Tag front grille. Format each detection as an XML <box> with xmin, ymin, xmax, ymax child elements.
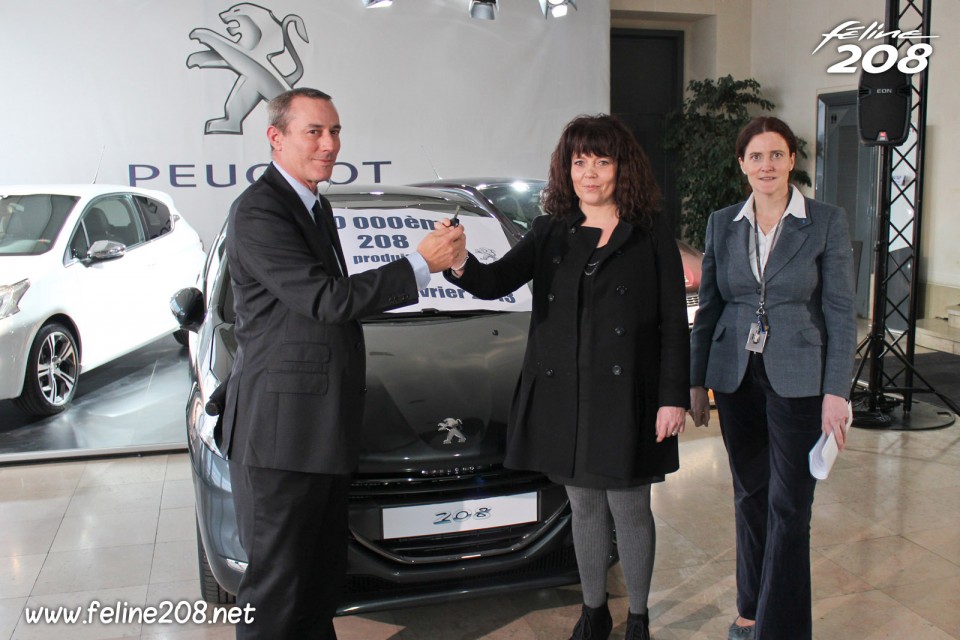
<box><xmin>349</xmin><ymin>466</ymin><xmax>547</xmax><ymax>502</ymax></box>
<box><xmin>348</xmin><ymin>467</ymin><xmax>569</xmax><ymax>565</ymax></box>
<box><xmin>343</xmin><ymin>544</ymin><xmax>578</xmax><ymax>597</ymax></box>
<box><xmin>686</xmin><ymin>293</ymin><xmax>699</xmax><ymax>307</ymax></box>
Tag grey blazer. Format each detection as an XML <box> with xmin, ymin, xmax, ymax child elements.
<box><xmin>689</xmin><ymin>196</ymin><xmax>856</xmax><ymax>399</ymax></box>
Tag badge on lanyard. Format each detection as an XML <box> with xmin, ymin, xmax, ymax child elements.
<box><xmin>745</xmin><ymin>213</ymin><xmax>782</xmax><ymax>355</ymax></box>
<box><xmin>745</xmin><ymin>309</ymin><xmax>769</xmax><ymax>353</ymax></box>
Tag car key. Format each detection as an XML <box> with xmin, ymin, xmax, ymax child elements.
<box><xmin>450</xmin><ymin>206</ymin><xmax>460</xmax><ymax>227</ymax></box>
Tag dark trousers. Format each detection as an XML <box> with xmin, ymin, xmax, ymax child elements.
<box><xmin>229</xmin><ymin>460</ymin><xmax>350</xmax><ymax>640</ymax></box>
<box><xmin>714</xmin><ymin>354</ymin><xmax>822</xmax><ymax>640</ymax></box>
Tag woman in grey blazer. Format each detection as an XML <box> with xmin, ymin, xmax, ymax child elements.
<box><xmin>445</xmin><ymin>114</ymin><xmax>690</xmax><ymax>640</ymax></box>
<box><xmin>688</xmin><ymin>117</ymin><xmax>856</xmax><ymax>640</ymax></box>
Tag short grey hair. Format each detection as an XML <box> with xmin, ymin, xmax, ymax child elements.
<box><xmin>268</xmin><ymin>88</ymin><xmax>334</xmax><ymax>133</ymax></box>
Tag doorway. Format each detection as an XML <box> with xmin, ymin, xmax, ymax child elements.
<box><xmin>816</xmin><ymin>90</ymin><xmax>879</xmax><ymax>318</ymax></box>
<box><xmin>611</xmin><ymin>29</ymin><xmax>684</xmax><ymax>234</ymax></box>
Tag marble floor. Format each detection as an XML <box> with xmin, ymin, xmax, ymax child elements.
<box><xmin>1</xmin><ymin>416</ymin><xmax>959</xmax><ymax>640</ymax></box>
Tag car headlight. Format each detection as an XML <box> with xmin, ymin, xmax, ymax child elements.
<box><xmin>0</xmin><ymin>279</ymin><xmax>30</xmax><ymax>320</ymax></box>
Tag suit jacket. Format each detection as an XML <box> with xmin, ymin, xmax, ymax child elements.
<box><xmin>447</xmin><ymin>210</ymin><xmax>690</xmax><ymax>481</ymax></box>
<box><xmin>689</xmin><ymin>196</ymin><xmax>856</xmax><ymax>399</ymax></box>
<box><xmin>221</xmin><ymin>164</ymin><xmax>419</xmax><ymax>474</ymax></box>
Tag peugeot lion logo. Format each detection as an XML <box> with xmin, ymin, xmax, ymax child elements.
<box><xmin>186</xmin><ymin>2</ymin><xmax>310</xmax><ymax>134</ymax></box>
<box><xmin>438</xmin><ymin>418</ymin><xmax>466</xmax><ymax>444</ymax></box>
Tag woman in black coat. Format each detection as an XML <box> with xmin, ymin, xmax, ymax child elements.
<box><xmin>443</xmin><ymin>114</ymin><xmax>690</xmax><ymax>640</ymax></box>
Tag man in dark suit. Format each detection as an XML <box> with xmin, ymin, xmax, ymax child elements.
<box><xmin>221</xmin><ymin>87</ymin><xmax>463</xmax><ymax>639</ymax></box>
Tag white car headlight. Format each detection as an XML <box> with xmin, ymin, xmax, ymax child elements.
<box><xmin>0</xmin><ymin>279</ymin><xmax>30</xmax><ymax>320</ymax></box>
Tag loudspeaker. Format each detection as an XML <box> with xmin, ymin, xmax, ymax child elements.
<box><xmin>858</xmin><ymin>68</ymin><xmax>911</xmax><ymax>146</ymax></box>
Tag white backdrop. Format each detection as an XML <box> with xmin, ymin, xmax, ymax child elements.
<box><xmin>0</xmin><ymin>0</ymin><xmax>610</xmax><ymax>244</ymax></box>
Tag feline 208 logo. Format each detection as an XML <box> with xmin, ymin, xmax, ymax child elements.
<box><xmin>186</xmin><ymin>2</ymin><xmax>310</xmax><ymax>134</ymax></box>
<box><xmin>813</xmin><ymin>20</ymin><xmax>938</xmax><ymax>75</ymax></box>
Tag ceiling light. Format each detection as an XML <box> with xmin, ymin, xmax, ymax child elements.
<box><xmin>538</xmin><ymin>0</ymin><xmax>576</xmax><ymax>18</ymax></box>
<box><xmin>469</xmin><ymin>0</ymin><xmax>498</xmax><ymax>20</ymax></box>
<box><xmin>362</xmin><ymin>0</ymin><xmax>393</xmax><ymax>7</ymax></box>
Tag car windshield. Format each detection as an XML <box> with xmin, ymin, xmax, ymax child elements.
<box><xmin>329</xmin><ymin>195</ymin><xmax>532</xmax><ymax>315</ymax></box>
<box><xmin>475</xmin><ymin>180</ymin><xmax>545</xmax><ymax>231</ymax></box>
<box><xmin>0</xmin><ymin>194</ymin><xmax>78</xmax><ymax>255</ymax></box>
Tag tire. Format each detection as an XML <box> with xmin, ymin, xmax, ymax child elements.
<box><xmin>14</xmin><ymin>323</ymin><xmax>80</xmax><ymax>416</ymax></box>
<box><xmin>197</xmin><ymin>521</ymin><xmax>236</xmax><ymax>604</ymax></box>
<box><xmin>173</xmin><ymin>329</ymin><xmax>189</xmax><ymax>347</ymax></box>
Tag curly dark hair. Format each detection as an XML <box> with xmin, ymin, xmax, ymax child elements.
<box><xmin>542</xmin><ymin>114</ymin><xmax>661</xmax><ymax>228</ymax></box>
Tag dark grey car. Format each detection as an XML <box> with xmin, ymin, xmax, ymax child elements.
<box><xmin>171</xmin><ymin>185</ymin><xmax>579</xmax><ymax>614</ymax></box>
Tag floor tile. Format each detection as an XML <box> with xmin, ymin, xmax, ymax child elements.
<box><xmin>0</xmin><ymin>554</ymin><xmax>45</xmax><ymax>599</ymax></box>
<box><xmin>164</xmin><ymin>456</ymin><xmax>194</xmax><ymax>482</ymax></box>
<box><xmin>77</xmin><ymin>456</ymin><xmax>169</xmax><ymax>488</ymax></box>
<box><xmin>156</xmin><ymin>507</ymin><xmax>196</xmax><ymax>544</ymax></box>
<box><xmin>31</xmin><ymin>545</ymin><xmax>154</xmax><ymax>596</ymax></box>
<box><xmin>0</xmin><ymin>462</ymin><xmax>84</xmax><ymax>499</ymax></box>
<box><xmin>813</xmin><ymin>589</ymin><xmax>955</xmax><ymax>639</ymax></box>
<box><xmin>50</xmin><ymin>510</ymin><xmax>160</xmax><ymax>552</ymax></box>
<box><xmin>885</xmin><ymin>574</ymin><xmax>960</xmax><ymax>637</ymax></box>
<box><xmin>15</xmin><ymin>585</ymin><xmax>147</xmax><ymax>639</ymax></box>
<box><xmin>818</xmin><ymin>535</ymin><xmax>960</xmax><ymax>590</ymax></box>
<box><xmin>903</xmin><ymin>524</ymin><xmax>960</xmax><ymax>566</ymax></box>
<box><xmin>0</xmin><ymin>496</ymin><xmax>71</xmax><ymax>524</ymax></box>
<box><xmin>160</xmin><ymin>480</ymin><xmax>195</xmax><ymax>511</ymax></box>
<box><xmin>0</xmin><ymin>519</ymin><xmax>60</xmax><ymax>558</ymax></box>
<box><xmin>0</xmin><ymin>597</ymin><xmax>27</xmax><ymax>640</ymax></box>
<box><xmin>151</xmin><ymin>540</ymin><xmax>200</xmax><ymax>585</ymax></box>
<box><xmin>64</xmin><ymin>482</ymin><xmax>163</xmax><ymax>519</ymax></box>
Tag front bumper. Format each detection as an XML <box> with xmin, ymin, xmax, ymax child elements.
<box><xmin>0</xmin><ymin>314</ymin><xmax>38</xmax><ymax>400</ymax></box>
<box><xmin>191</xmin><ymin>443</ymin><xmax>579</xmax><ymax>615</ymax></box>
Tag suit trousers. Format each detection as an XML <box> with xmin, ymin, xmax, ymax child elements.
<box><xmin>229</xmin><ymin>460</ymin><xmax>350</xmax><ymax>640</ymax></box>
<box><xmin>714</xmin><ymin>353</ymin><xmax>821</xmax><ymax>640</ymax></box>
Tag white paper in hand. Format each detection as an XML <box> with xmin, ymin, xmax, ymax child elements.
<box><xmin>809</xmin><ymin>401</ymin><xmax>853</xmax><ymax>480</ymax></box>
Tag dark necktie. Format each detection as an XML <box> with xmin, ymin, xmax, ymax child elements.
<box><xmin>312</xmin><ymin>199</ymin><xmax>347</xmax><ymax>277</ymax></box>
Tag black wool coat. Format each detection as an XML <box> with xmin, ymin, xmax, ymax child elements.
<box><xmin>447</xmin><ymin>210</ymin><xmax>690</xmax><ymax>481</ymax></box>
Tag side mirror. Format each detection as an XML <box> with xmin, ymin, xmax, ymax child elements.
<box><xmin>170</xmin><ymin>287</ymin><xmax>206</xmax><ymax>332</ymax></box>
<box><xmin>87</xmin><ymin>240</ymin><xmax>126</xmax><ymax>261</ymax></box>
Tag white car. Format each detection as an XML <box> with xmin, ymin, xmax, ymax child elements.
<box><xmin>0</xmin><ymin>185</ymin><xmax>205</xmax><ymax>416</ymax></box>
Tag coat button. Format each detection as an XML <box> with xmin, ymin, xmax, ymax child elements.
<box><xmin>615</xmin><ymin>327</ymin><xmax>626</xmax><ymax>336</ymax></box>
<box><xmin>756</xmin><ymin>287</ymin><xmax>761</xmax><ymax>294</ymax></box>
<box><xmin>546</xmin><ymin>369</ymin><xmax>555</xmax><ymax>377</ymax></box>
<box><xmin>553</xmin><ymin>255</ymin><xmax>562</xmax><ymax>264</ymax></box>
<box><xmin>547</xmin><ymin>293</ymin><xmax>555</xmax><ymax>302</ymax></box>
<box><xmin>612</xmin><ymin>365</ymin><xmax>622</xmax><ymax>375</ymax></box>
<box><xmin>569</xmin><ymin>227</ymin><xmax>576</xmax><ymax>234</ymax></box>
<box><xmin>617</xmin><ymin>285</ymin><xmax>627</xmax><ymax>295</ymax></box>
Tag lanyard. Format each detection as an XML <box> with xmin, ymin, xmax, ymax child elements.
<box><xmin>753</xmin><ymin>214</ymin><xmax>784</xmax><ymax>325</ymax></box>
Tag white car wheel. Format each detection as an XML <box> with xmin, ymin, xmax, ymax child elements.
<box><xmin>16</xmin><ymin>323</ymin><xmax>80</xmax><ymax>416</ymax></box>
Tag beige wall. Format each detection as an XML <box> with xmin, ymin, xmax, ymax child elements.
<box><xmin>612</xmin><ymin>0</ymin><xmax>959</xmax><ymax>318</ymax></box>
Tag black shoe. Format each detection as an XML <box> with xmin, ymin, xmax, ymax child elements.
<box><xmin>569</xmin><ymin>601</ymin><xmax>613</xmax><ymax>640</ymax></box>
<box><xmin>727</xmin><ymin>619</ymin><xmax>756</xmax><ymax>640</ymax></box>
<box><xmin>624</xmin><ymin>611</ymin><xmax>650</xmax><ymax>640</ymax></box>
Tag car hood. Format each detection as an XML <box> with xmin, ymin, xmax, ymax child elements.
<box><xmin>0</xmin><ymin>254</ymin><xmax>50</xmax><ymax>285</ymax></box>
<box><xmin>214</xmin><ymin>311</ymin><xmax>529</xmax><ymax>475</ymax></box>
<box><xmin>357</xmin><ymin>311</ymin><xmax>529</xmax><ymax>475</ymax></box>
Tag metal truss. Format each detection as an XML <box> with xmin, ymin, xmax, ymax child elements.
<box><xmin>851</xmin><ymin>0</ymin><xmax>959</xmax><ymax>427</ymax></box>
